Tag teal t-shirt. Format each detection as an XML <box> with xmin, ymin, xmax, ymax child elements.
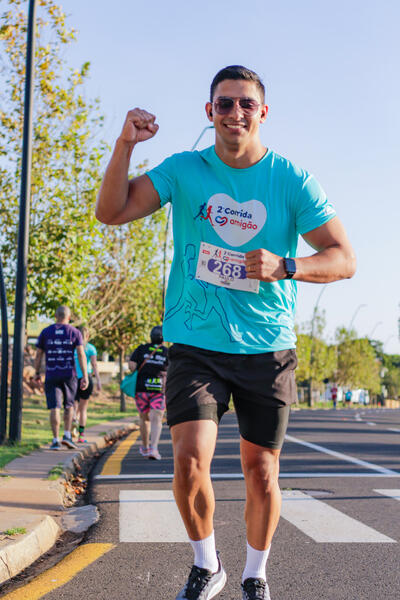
<box><xmin>74</xmin><ymin>342</ymin><xmax>97</xmax><ymax>378</ymax></box>
<box><xmin>148</xmin><ymin>146</ymin><xmax>336</xmax><ymax>354</ymax></box>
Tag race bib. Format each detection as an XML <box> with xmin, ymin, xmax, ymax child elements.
<box><xmin>195</xmin><ymin>242</ymin><xmax>259</xmax><ymax>293</ymax></box>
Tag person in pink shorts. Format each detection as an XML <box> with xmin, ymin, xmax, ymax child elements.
<box><xmin>128</xmin><ymin>326</ymin><xmax>168</xmax><ymax>460</ymax></box>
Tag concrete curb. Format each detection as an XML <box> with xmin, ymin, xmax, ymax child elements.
<box><xmin>0</xmin><ymin>418</ymin><xmax>138</xmax><ymax>586</ymax></box>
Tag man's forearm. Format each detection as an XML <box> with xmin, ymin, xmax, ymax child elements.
<box><xmin>293</xmin><ymin>246</ymin><xmax>356</xmax><ymax>283</ymax></box>
<box><xmin>34</xmin><ymin>350</ymin><xmax>43</xmax><ymax>373</ymax></box>
<box><xmin>96</xmin><ymin>138</ymin><xmax>135</xmax><ymax>223</ymax></box>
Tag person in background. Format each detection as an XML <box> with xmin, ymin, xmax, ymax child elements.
<box><xmin>128</xmin><ymin>326</ymin><xmax>168</xmax><ymax>460</ymax></box>
<box><xmin>34</xmin><ymin>306</ymin><xmax>88</xmax><ymax>450</ymax></box>
<box><xmin>73</xmin><ymin>326</ymin><xmax>102</xmax><ymax>443</ymax></box>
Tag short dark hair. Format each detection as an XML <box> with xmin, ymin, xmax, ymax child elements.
<box><xmin>210</xmin><ymin>65</ymin><xmax>265</xmax><ymax>103</ymax></box>
<box><xmin>150</xmin><ymin>325</ymin><xmax>163</xmax><ymax>345</ymax></box>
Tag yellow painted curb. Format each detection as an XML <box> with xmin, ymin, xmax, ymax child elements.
<box><xmin>100</xmin><ymin>429</ymin><xmax>140</xmax><ymax>475</ymax></box>
<box><xmin>1</xmin><ymin>543</ymin><xmax>115</xmax><ymax>599</ymax></box>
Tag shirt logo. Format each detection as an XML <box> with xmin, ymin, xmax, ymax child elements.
<box><xmin>205</xmin><ymin>193</ymin><xmax>267</xmax><ymax>247</ymax></box>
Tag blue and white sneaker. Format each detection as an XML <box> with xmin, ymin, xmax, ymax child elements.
<box><xmin>242</xmin><ymin>578</ymin><xmax>271</xmax><ymax>599</ymax></box>
<box><xmin>50</xmin><ymin>440</ymin><xmax>61</xmax><ymax>450</ymax></box>
<box><xmin>61</xmin><ymin>435</ymin><xmax>77</xmax><ymax>450</ymax></box>
<box><xmin>176</xmin><ymin>553</ymin><xmax>226</xmax><ymax>599</ymax></box>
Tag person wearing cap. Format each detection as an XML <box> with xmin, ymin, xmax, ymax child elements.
<box><xmin>128</xmin><ymin>326</ymin><xmax>168</xmax><ymax>460</ymax></box>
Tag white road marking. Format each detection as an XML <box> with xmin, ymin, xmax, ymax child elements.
<box><xmin>366</xmin><ymin>422</ymin><xmax>376</xmax><ymax>426</ymax></box>
<box><xmin>280</xmin><ymin>490</ymin><xmax>396</xmax><ymax>543</ymax></box>
<box><xmin>387</xmin><ymin>428</ymin><xmax>400</xmax><ymax>433</ymax></box>
<box><xmin>284</xmin><ymin>434</ymin><xmax>398</xmax><ymax>475</ymax></box>
<box><xmin>374</xmin><ymin>489</ymin><xmax>400</xmax><ymax>501</ymax></box>
<box><xmin>95</xmin><ymin>471</ymin><xmax>400</xmax><ymax>481</ymax></box>
<box><xmin>119</xmin><ymin>490</ymin><xmax>189</xmax><ymax>542</ymax></box>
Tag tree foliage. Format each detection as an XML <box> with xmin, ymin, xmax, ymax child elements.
<box><xmin>0</xmin><ymin>0</ymin><xmax>169</xmax><ymax>384</ymax></box>
<box><xmin>334</xmin><ymin>328</ymin><xmax>381</xmax><ymax>393</ymax></box>
<box><xmin>0</xmin><ymin>0</ymin><xmax>105</xmax><ymax>320</ymax></box>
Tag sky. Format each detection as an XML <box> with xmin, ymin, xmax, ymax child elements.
<box><xmin>56</xmin><ymin>0</ymin><xmax>399</xmax><ymax>353</ymax></box>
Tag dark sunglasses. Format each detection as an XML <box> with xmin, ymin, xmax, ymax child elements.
<box><xmin>213</xmin><ymin>96</ymin><xmax>261</xmax><ymax>116</ymax></box>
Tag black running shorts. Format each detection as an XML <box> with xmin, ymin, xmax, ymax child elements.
<box><xmin>166</xmin><ymin>344</ymin><xmax>297</xmax><ymax>449</ymax></box>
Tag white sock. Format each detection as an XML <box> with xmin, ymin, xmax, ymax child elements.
<box><xmin>52</xmin><ymin>437</ymin><xmax>59</xmax><ymax>443</ymax></box>
<box><xmin>190</xmin><ymin>531</ymin><xmax>219</xmax><ymax>573</ymax></box>
<box><xmin>242</xmin><ymin>542</ymin><xmax>271</xmax><ymax>582</ymax></box>
<box><xmin>64</xmin><ymin>431</ymin><xmax>71</xmax><ymax>438</ymax></box>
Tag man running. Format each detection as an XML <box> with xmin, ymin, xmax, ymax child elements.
<box><xmin>96</xmin><ymin>65</ymin><xmax>356</xmax><ymax>600</ymax></box>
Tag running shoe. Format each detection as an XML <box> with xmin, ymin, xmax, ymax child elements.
<box><xmin>241</xmin><ymin>578</ymin><xmax>271</xmax><ymax>600</ymax></box>
<box><xmin>148</xmin><ymin>446</ymin><xmax>161</xmax><ymax>460</ymax></box>
<box><xmin>77</xmin><ymin>435</ymin><xmax>87</xmax><ymax>443</ymax></box>
<box><xmin>50</xmin><ymin>440</ymin><xmax>61</xmax><ymax>450</ymax></box>
<box><xmin>175</xmin><ymin>553</ymin><xmax>226</xmax><ymax>599</ymax></box>
<box><xmin>139</xmin><ymin>446</ymin><xmax>150</xmax><ymax>457</ymax></box>
<box><xmin>61</xmin><ymin>435</ymin><xmax>78</xmax><ymax>450</ymax></box>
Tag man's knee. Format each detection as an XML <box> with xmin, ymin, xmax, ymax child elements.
<box><xmin>244</xmin><ymin>452</ymin><xmax>280</xmax><ymax>496</ymax></box>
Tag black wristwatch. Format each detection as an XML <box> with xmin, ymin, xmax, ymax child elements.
<box><xmin>283</xmin><ymin>257</ymin><xmax>296</xmax><ymax>279</ymax></box>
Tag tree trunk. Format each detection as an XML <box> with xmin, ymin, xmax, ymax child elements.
<box><xmin>119</xmin><ymin>348</ymin><xmax>126</xmax><ymax>412</ymax></box>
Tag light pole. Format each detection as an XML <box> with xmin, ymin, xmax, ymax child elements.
<box><xmin>308</xmin><ymin>284</ymin><xmax>327</xmax><ymax>407</ymax></box>
<box><xmin>161</xmin><ymin>126</ymin><xmax>214</xmax><ymax>314</ymax></box>
<box><xmin>349</xmin><ymin>303</ymin><xmax>367</xmax><ymax>332</ymax></box>
<box><xmin>9</xmin><ymin>0</ymin><xmax>37</xmax><ymax>442</ymax></box>
<box><xmin>384</xmin><ymin>335</ymin><xmax>394</xmax><ymax>349</ymax></box>
<box><xmin>368</xmin><ymin>321</ymin><xmax>382</xmax><ymax>338</ymax></box>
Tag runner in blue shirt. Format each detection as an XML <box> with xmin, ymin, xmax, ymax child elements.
<box><xmin>73</xmin><ymin>327</ymin><xmax>102</xmax><ymax>443</ymax></box>
<box><xmin>96</xmin><ymin>65</ymin><xmax>356</xmax><ymax>600</ymax></box>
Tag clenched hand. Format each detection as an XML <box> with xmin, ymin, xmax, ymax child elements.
<box><xmin>120</xmin><ymin>108</ymin><xmax>159</xmax><ymax>146</ymax></box>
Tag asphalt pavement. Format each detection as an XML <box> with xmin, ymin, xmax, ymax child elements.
<box><xmin>3</xmin><ymin>407</ymin><xmax>398</xmax><ymax>600</ymax></box>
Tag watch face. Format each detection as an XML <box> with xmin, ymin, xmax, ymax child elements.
<box><xmin>285</xmin><ymin>258</ymin><xmax>296</xmax><ymax>277</ymax></box>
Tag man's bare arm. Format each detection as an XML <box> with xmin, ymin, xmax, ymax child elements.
<box><xmin>95</xmin><ymin>108</ymin><xmax>161</xmax><ymax>225</ymax></box>
<box><xmin>34</xmin><ymin>348</ymin><xmax>44</xmax><ymax>374</ymax></box>
<box><xmin>245</xmin><ymin>217</ymin><xmax>356</xmax><ymax>283</ymax></box>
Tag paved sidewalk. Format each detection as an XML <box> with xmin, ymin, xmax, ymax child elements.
<box><xmin>0</xmin><ymin>417</ymin><xmax>138</xmax><ymax>585</ymax></box>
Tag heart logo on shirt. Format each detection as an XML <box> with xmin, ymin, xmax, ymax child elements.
<box><xmin>206</xmin><ymin>193</ymin><xmax>267</xmax><ymax>247</ymax></box>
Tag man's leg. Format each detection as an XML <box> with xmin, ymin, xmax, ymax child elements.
<box><xmin>64</xmin><ymin>405</ymin><xmax>74</xmax><ymax>433</ymax></box>
<box><xmin>240</xmin><ymin>439</ymin><xmax>281</xmax><ymax>550</ymax></box>
<box><xmin>50</xmin><ymin>408</ymin><xmax>60</xmax><ymax>439</ymax></box>
<box><xmin>171</xmin><ymin>420</ymin><xmax>218</xmax><ymax>541</ymax></box>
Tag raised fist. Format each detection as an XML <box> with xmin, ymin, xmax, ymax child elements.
<box><xmin>120</xmin><ymin>108</ymin><xmax>159</xmax><ymax>145</ymax></box>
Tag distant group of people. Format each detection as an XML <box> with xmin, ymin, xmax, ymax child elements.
<box><xmin>35</xmin><ymin>305</ymin><xmax>166</xmax><ymax>455</ymax></box>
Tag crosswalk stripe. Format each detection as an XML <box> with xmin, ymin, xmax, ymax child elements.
<box><xmin>119</xmin><ymin>490</ymin><xmax>189</xmax><ymax>542</ymax></box>
<box><xmin>95</xmin><ymin>471</ymin><xmax>400</xmax><ymax>481</ymax></box>
<box><xmin>280</xmin><ymin>490</ymin><xmax>396</xmax><ymax>543</ymax></box>
<box><xmin>374</xmin><ymin>489</ymin><xmax>400</xmax><ymax>501</ymax></box>
<box><xmin>284</xmin><ymin>434</ymin><xmax>398</xmax><ymax>475</ymax></box>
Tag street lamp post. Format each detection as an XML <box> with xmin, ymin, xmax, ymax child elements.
<box><xmin>161</xmin><ymin>126</ymin><xmax>214</xmax><ymax>314</ymax></box>
<box><xmin>348</xmin><ymin>303</ymin><xmax>367</xmax><ymax>332</ymax></box>
<box><xmin>9</xmin><ymin>0</ymin><xmax>37</xmax><ymax>442</ymax></box>
<box><xmin>368</xmin><ymin>321</ymin><xmax>382</xmax><ymax>338</ymax></box>
<box><xmin>308</xmin><ymin>284</ymin><xmax>327</xmax><ymax>407</ymax></box>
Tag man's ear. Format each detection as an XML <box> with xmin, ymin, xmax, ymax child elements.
<box><xmin>260</xmin><ymin>104</ymin><xmax>269</xmax><ymax>123</ymax></box>
<box><xmin>205</xmin><ymin>102</ymin><xmax>213</xmax><ymax>122</ymax></box>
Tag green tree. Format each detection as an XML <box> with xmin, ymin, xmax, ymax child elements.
<box><xmin>84</xmin><ymin>207</ymin><xmax>168</xmax><ymax>410</ymax></box>
<box><xmin>295</xmin><ymin>309</ymin><xmax>336</xmax><ymax>392</ymax></box>
<box><xmin>335</xmin><ymin>328</ymin><xmax>381</xmax><ymax>394</ymax></box>
<box><xmin>0</xmin><ymin>0</ymin><xmax>105</xmax><ymax>320</ymax></box>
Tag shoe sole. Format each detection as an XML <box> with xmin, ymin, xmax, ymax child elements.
<box><xmin>208</xmin><ymin>569</ymin><xmax>227</xmax><ymax>599</ymax></box>
<box><xmin>61</xmin><ymin>439</ymin><xmax>76</xmax><ymax>449</ymax></box>
<box><xmin>50</xmin><ymin>446</ymin><xmax>60</xmax><ymax>450</ymax></box>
